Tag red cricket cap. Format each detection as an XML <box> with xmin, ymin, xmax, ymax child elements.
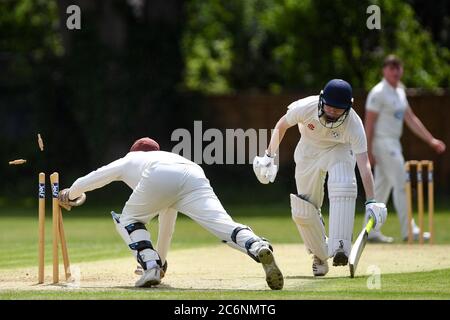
<box><xmin>130</xmin><ymin>137</ymin><xmax>160</xmax><ymax>152</ymax></box>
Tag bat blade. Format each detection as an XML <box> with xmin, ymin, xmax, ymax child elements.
<box><xmin>349</xmin><ymin>217</ymin><xmax>374</xmax><ymax>278</ymax></box>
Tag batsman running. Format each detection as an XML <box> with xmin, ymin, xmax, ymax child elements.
<box><xmin>253</xmin><ymin>79</ymin><xmax>387</xmax><ymax>276</ymax></box>
<box><xmin>59</xmin><ymin>137</ymin><xmax>284</xmax><ymax>289</ymax></box>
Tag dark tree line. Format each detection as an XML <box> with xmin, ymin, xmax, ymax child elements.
<box><xmin>0</xmin><ymin>0</ymin><xmax>449</xmax><ymax>199</ymax></box>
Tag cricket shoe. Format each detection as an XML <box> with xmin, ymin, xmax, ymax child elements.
<box><xmin>368</xmin><ymin>231</ymin><xmax>394</xmax><ymax>244</ymax></box>
<box><xmin>135</xmin><ymin>266</ymin><xmax>161</xmax><ymax>287</ymax></box>
<box><xmin>250</xmin><ymin>241</ymin><xmax>284</xmax><ymax>290</ymax></box>
<box><xmin>312</xmin><ymin>255</ymin><xmax>329</xmax><ymax>276</ymax></box>
<box><xmin>135</xmin><ymin>260</ymin><xmax>168</xmax><ymax>278</ymax></box>
<box><xmin>332</xmin><ymin>248</ymin><xmax>348</xmax><ymax>266</ymax></box>
<box><xmin>403</xmin><ymin>230</ymin><xmax>431</xmax><ymax>242</ymax></box>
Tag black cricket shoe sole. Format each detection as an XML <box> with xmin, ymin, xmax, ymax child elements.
<box><xmin>333</xmin><ymin>251</ymin><xmax>348</xmax><ymax>266</ymax></box>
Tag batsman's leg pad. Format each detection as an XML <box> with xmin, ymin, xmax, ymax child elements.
<box><xmin>327</xmin><ymin>162</ymin><xmax>357</xmax><ymax>257</ymax></box>
<box><xmin>119</xmin><ymin>220</ymin><xmax>161</xmax><ymax>270</ymax></box>
<box><xmin>290</xmin><ymin>193</ymin><xmax>328</xmax><ymax>261</ymax></box>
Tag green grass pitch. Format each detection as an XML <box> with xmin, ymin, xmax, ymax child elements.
<box><xmin>1</xmin><ymin>204</ymin><xmax>449</xmax><ymax>299</ymax></box>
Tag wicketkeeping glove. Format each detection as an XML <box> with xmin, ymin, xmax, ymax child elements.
<box><xmin>59</xmin><ymin>188</ymin><xmax>87</xmax><ymax>211</ymax></box>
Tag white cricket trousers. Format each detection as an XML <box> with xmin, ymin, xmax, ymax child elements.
<box><xmin>294</xmin><ymin>142</ymin><xmax>358</xmax><ymax>257</ymax></box>
<box><xmin>120</xmin><ymin>163</ymin><xmax>248</xmax><ymax>244</ymax></box>
<box><xmin>294</xmin><ymin>143</ymin><xmax>356</xmax><ymax>211</ymax></box>
<box><xmin>372</xmin><ymin>137</ymin><xmax>409</xmax><ymax>238</ymax></box>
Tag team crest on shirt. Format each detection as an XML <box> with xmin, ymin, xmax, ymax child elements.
<box><xmin>394</xmin><ymin>110</ymin><xmax>404</xmax><ymax>120</ymax></box>
<box><xmin>331</xmin><ymin>131</ymin><xmax>339</xmax><ymax>139</ymax></box>
<box><xmin>307</xmin><ymin>123</ymin><xmax>315</xmax><ymax>130</ymax></box>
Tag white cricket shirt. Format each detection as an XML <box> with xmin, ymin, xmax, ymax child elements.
<box><xmin>285</xmin><ymin>95</ymin><xmax>367</xmax><ymax>156</ymax></box>
<box><xmin>365</xmin><ymin>78</ymin><xmax>409</xmax><ymax>139</ymax></box>
<box><xmin>68</xmin><ymin>151</ymin><xmax>194</xmax><ymax>199</ymax></box>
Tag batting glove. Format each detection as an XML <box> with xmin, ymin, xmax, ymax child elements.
<box><xmin>365</xmin><ymin>200</ymin><xmax>387</xmax><ymax>232</ymax></box>
<box><xmin>253</xmin><ymin>151</ymin><xmax>278</xmax><ymax>184</ymax></box>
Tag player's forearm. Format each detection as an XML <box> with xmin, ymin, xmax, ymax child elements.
<box><xmin>360</xmin><ymin>170</ymin><xmax>375</xmax><ymax>201</ymax></box>
<box><xmin>69</xmin><ymin>174</ymin><xmax>114</xmax><ymax>199</ymax></box>
<box><xmin>405</xmin><ymin>112</ymin><xmax>434</xmax><ymax>145</ymax></box>
<box><xmin>68</xmin><ymin>158</ymin><xmax>126</xmax><ymax>199</ymax></box>
<box><xmin>68</xmin><ymin>165</ymin><xmax>121</xmax><ymax>198</ymax></box>
<box><xmin>266</xmin><ymin>116</ymin><xmax>290</xmax><ymax>156</ymax></box>
<box><xmin>356</xmin><ymin>152</ymin><xmax>375</xmax><ymax>200</ymax></box>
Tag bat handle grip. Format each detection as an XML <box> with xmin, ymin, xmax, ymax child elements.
<box><xmin>366</xmin><ymin>217</ymin><xmax>375</xmax><ymax>233</ymax></box>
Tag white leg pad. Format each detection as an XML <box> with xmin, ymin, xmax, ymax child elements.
<box><xmin>111</xmin><ymin>211</ymin><xmax>137</xmax><ymax>258</ymax></box>
<box><xmin>290</xmin><ymin>194</ymin><xmax>328</xmax><ymax>261</ymax></box>
<box><xmin>327</xmin><ymin>162</ymin><xmax>357</xmax><ymax>257</ymax></box>
<box><xmin>112</xmin><ymin>211</ymin><xmax>160</xmax><ymax>267</ymax></box>
<box><xmin>124</xmin><ymin>226</ymin><xmax>160</xmax><ymax>264</ymax></box>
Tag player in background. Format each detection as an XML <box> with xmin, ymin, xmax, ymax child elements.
<box><xmin>364</xmin><ymin>55</ymin><xmax>446</xmax><ymax>243</ymax></box>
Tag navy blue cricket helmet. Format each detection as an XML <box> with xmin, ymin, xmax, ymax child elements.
<box><xmin>322</xmin><ymin>79</ymin><xmax>353</xmax><ymax>109</ymax></box>
<box><xmin>318</xmin><ymin>79</ymin><xmax>353</xmax><ymax>128</ymax></box>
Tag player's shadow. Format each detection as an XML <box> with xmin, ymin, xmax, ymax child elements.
<box><xmin>100</xmin><ymin>284</ymin><xmax>274</xmax><ymax>292</ymax></box>
<box><xmin>32</xmin><ymin>283</ymin><xmax>74</xmax><ymax>288</ymax></box>
<box><xmin>285</xmin><ymin>275</ymin><xmax>347</xmax><ymax>280</ymax></box>
<box><xmin>113</xmin><ymin>283</ymin><xmax>179</xmax><ymax>290</ymax></box>
<box><xmin>33</xmin><ymin>283</ymin><xmax>273</xmax><ymax>291</ymax></box>
<box><xmin>80</xmin><ymin>283</ymin><xmax>209</xmax><ymax>291</ymax></box>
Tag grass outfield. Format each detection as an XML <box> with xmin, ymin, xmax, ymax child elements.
<box><xmin>1</xmin><ymin>205</ymin><xmax>449</xmax><ymax>299</ymax></box>
<box><xmin>1</xmin><ymin>268</ymin><xmax>450</xmax><ymax>300</ymax></box>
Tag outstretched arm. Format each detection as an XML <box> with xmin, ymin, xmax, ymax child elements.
<box><xmin>404</xmin><ymin>107</ymin><xmax>446</xmax><ymax>154</ymax></box>
<box><xmin>253</xmin><ymin>115</ymin><xmax>295</xmax><ymax>184</ymax></box>
<box><xmin>68</xmin><ymin>158</ymin><xmax>126</xmax><ymax>199</ymax></box>
<box><xmin>266</xmin><ymin>115</ymin><xmax>294</xmax><ymax>156</ymax></box>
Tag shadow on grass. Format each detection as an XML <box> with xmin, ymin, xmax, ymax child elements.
<box><xmin>285</xmin><ymin>275</ymin><xmax>348</xmax><ymax>280</ymax></box>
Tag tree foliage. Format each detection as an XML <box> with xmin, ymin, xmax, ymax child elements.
<box><xmin>1</xmin><ymin>0</ymin><xmax>449</xmax><ymax>199</ymax></box>
<box><xmin>182</xmin><ymin>0</ymin><xmax>450</xmax><ymax>92</ymax></box>
<box><xmin>0</xmin><ymin>0</ymin><xmax>63</xmax><ymax>85</ymax></box>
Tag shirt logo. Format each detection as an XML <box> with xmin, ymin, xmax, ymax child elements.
<box><xmin>331</xmin><ymin>131</ymin><xmax>339</xmax><ymax>139</ymax></box>
<box><xmin>394</xmin><ymin>110</ymin><xmax>404</xmax><ymax>120</ymax></box>
<box><xmin>307</xmin><ymin>123</ymin><xmax>315</xmax><ymax>130</ymax></box>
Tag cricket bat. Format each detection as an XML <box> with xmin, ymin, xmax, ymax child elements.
<box><xmin>349</xmin><ymin>217</ymin><xmax>375</xmax><ymax>278</ymax></box>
